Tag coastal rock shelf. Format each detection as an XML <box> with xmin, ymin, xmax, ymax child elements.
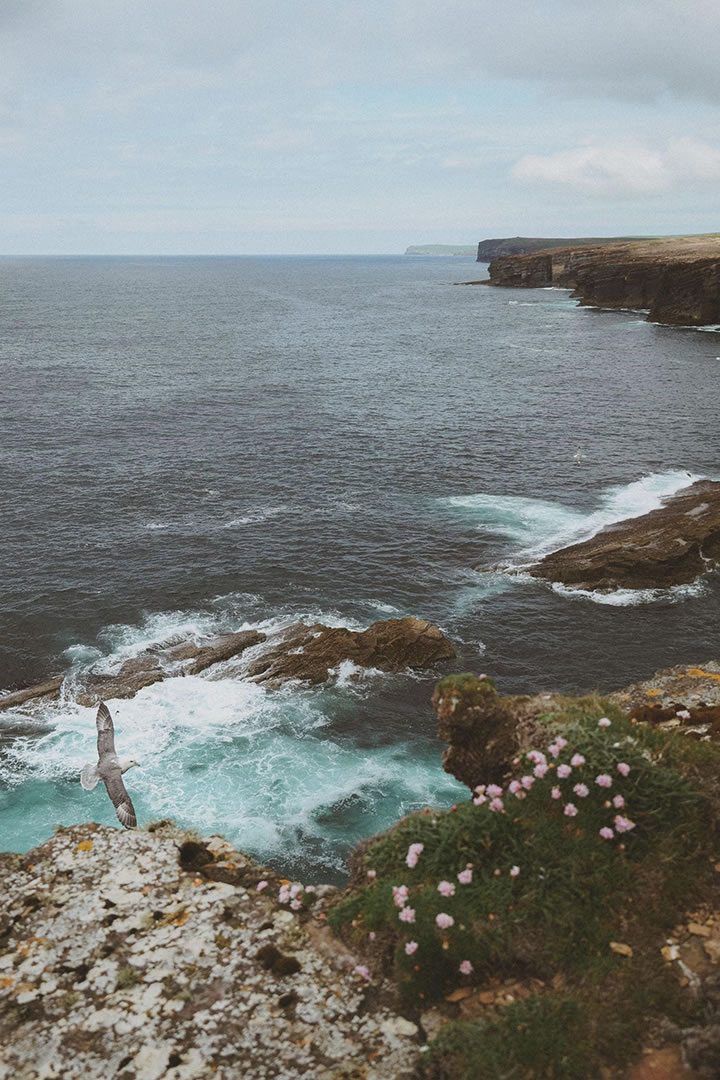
<box><xmin>526</xmin><ymin>480</ymin><xmax>720</xmax><ymax>592</ymax></box>
<box><xmin>0</xmin><ymin>617</ymin><xmax>456</xmax><ymax>712</ymax></box>
<box><xmin>483</xmin><ymin>235</ymin><xmax>720</xmax><ymax>326</ymax></box>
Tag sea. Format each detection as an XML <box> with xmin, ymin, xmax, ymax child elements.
<box><xmin>1</xmin><ymin>254</ymin><xmax>718</xmax><ymax>882</ymax></box>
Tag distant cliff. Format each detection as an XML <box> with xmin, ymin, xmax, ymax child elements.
<box><xmin>405</xmin><ymin>244</ymin><xmax>477</xmax><ymax>256</ymax></box>
<box><xmin>486</xmin><ymin>235</ymin><xmax>720</xmax><ymax>326</ymax></box>
<box><xmin>475</xmin><ymin>235</ymin><xmax>648</xmax><ymax>262</ymax></box>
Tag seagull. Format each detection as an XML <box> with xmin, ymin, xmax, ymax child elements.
<box><xmin>574</xmin><ymin>448</ymin><xmax>584</xmax><ymax>466</ymax></box>
<box><xmin>80</xmin><ymin>702</ymin><xmax>140</xmax><ymax>828</ymax></box>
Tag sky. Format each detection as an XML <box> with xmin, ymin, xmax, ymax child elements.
<box><xmin>2</xmin><ymin>0</ymin><xmax>720</xmax><ymax>254</ymax></box>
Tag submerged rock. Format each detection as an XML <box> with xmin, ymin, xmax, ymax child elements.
<box><xmin>245</xmin><ymin>617</ymin><xmax>456</xmax><ymax>688</ymax></box>
<box><xmin>527</xmin><ymin>480</ymin><xmax>720</xmax><ymax>592</ymax></box>
<box><xmin>0</xmin><ymin>823</ymin><xmax>420</xmax><ymax>1080</ymax></box>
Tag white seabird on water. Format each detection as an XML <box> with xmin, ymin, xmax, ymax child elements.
<box><xmin>574</xmin><ymin>448</ymin><xmax>584</xmax><ymax>466</ymax></box>
<box><xmin>81</xmin><ymin>702</ymin><xmax>140</xmax><ymax>828</ymax></box>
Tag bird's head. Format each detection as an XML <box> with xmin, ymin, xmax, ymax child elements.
<box><xmin>119</xmin><ymin>757</ymin><xmax>141</xmax><ymax>773</ymax></box>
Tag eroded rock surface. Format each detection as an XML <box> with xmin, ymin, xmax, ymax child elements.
<box><xmin>245</xmin><ymin>617</ymin><xmax>456</xmax><ymax>688</ymax></box>
<box><xmin>0</xmin><ymin>824</ymin><xmax>420</xmax><ymax>1080</ymax></box>
<box><xmin>527</xmin><ymin>480</ymin><xmax>720</xmax><ymax>592</ymax></box>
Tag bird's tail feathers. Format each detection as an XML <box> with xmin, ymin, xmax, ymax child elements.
<box><xmin>80</xmin><ymin>763</ymin><xmax>100</xmax><ymax>790</ymax></box>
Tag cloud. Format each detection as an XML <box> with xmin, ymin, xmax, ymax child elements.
<box><xmin>511</xmin><ymin>138</ymin><xmax>720</xmax><ymax>197</ymax></box>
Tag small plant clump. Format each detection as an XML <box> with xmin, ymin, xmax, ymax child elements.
<box><xmin>329</xmin><ymin>680</ymin><xmax>719</xmax><ymax>1078</ymax></box>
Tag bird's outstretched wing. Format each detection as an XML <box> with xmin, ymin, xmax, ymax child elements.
<box><xmin>96</xmin><ymin>702</ymin><xmax>116</xmax><ymax>760</ymax></box>
<box><xmin>103</xmin><ymin>770</ymin><xmax>137</xmax><ymax>829</ymax></box>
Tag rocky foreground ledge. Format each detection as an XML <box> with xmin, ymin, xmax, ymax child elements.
<box><xmin>0</xmin><ymin>617</ymin><xmax>456</xmax><ymax>713</ymax></box>
<box><xmin>480</xmin><ymin>234</ymin><xmax>720</xmax><ymax>326</ymax></box>
<box><xmin>524</xmin><ymin>480</ymin><xmax>720</xmax><ymax>592</ymax></box>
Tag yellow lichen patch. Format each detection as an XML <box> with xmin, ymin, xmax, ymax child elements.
<box><xmin>174</xmin><ymin>909</ymin><xmax>189</xmax><ymax>927</ymax></box>
<box><xmin>75</xmin><ymin>840</ymin><xmax>93</xmax><ymax>853</ymax></box>
<box><xmin>142</xmin><ymin>885</ymin><xmax>152</xmax><ymax>895</ymax></box>
<box><xmin>0</xmin><ymin>976</ymin><xmax>14</xmax><ymax>988</ymax></box>
<box><xmin>644</xmin><ymin>689</ymin><xmax>662</xmax><ymax>697</ymax></box>
<box><xmin>192</xmin><ymin>878</ymin><xmax>204</xmax><ymax>887</ymax></box>
<box><xmin>687</xmin><ymin>667</ymin><xmax>720</xmax><ymax>683</ymax></box>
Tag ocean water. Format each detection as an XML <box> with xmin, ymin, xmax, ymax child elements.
<box><xmin>1</xmin><ymin>255</ymin><xmax>719</xmax><ymax>881</ymax></box>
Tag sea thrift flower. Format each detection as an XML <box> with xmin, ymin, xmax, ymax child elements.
<box><xmin>436</xmin><ymin>913</ymin><xmax>454</xmax><ymax>929</ymax></box>
<box><xmin>290</xmin><ymin>899</ymin><xmax>302</xmax><ymax>910</ymax></box>
<box><xmin>459</xmin><ymin>960</ymin><xmax>474</xmax><ymax>975</ymax></box>
<box><xmin>508</xmin><ymin>780</ymin><xmax>522</xmax><ymax>795</ymax></box>
<box><xmin>368</xmin><ymin>931</ymin><xmax>376</xmax><ymax>940</ymax></box>
<box><xmin>474</xmin><ymin>785</ymin><xmax>486</xmax><ymax>796</ymax></box>
<box><xmin>548</xmin><ymin>743</ymin><xmax>561</xmax><ymax>759</ymax></box>
<box><xmin>534</xmin><ymin>763</ymin><xmax>549</xmax><ymax>778</ymax></box>
<box><xmin>392</xmin><ymin>885</ymin><xmax>409</xmax><ymax>908</ymax></box>
<box><xmin>557</xmin><ymin>764</ymin><xmax>572</xmax><ymax>779</ymax></box>
<box><xmin>551</xmin><ymin>786</ymin><xmax>562</xmax><ymax>800</ymax></box>
<box><xmin>676</xmin><ymin>709</ymin><xmax>691</xmax><ymax>720</ymax></box>
<box><xmin>555</xmin><ymin>736</ymin><xmax>568</xmax><ymax>750</ymax></box>
<box><xmin>573</xmin><ymin>783</ymin><xmax>589</xmax><ymax>798</ymax></box>
<box><xmin>354</xmin><ymin>965</ymin><xmax>371</xmax><ymax>980</ymax></box>
<box><xmin>598</xmin><ymin>717</ymin><xmax>611</xmax><ymax>728</ymax></box>
<box><xmin>399</xmin><ymin>906</ymin><xmax>416</xmax><ymax>923</ymax></box>
<box><xmin>367</xmin><ymin>869</ymin><xmax>377</xmax><ymax>880</ymax></box>
<box><xmin>486</xmin><ymin>784</ymin><xmax>503</xmax><ymax>798</ymax></box>
<box><xmin>489</xmin><ymin>797</ymin><xmax>505</xmax><ymax>813</ymax></box>
<box><xmin>599</xmin><ymin>827</ymin><xmax>614</xmax><ymax>840</ymax></box>
<box><xmin>278</xmin><ymin>886</ymin><xmax>291</xmax><ymax>904</ymax></box>
<box><xmin>617</xmin><ymin>763</ymin><xmax>631</xmax><ymax>777</ymax></box>
<box><xmin>405</xmin><ymin>941</ymin><xmax>418</xmax><ymax>955</ymax></box>
<box><xmin>612</xmin><ymin>794</ymin><xmax>625</xmax><ymax>809</ymax></box>
<box><xmin>473</xmin><ymin>794</ymin><xmax>488</xmax><ymax>806</ymax></box>
<box><xmin>509</xmin><ymin>865</ymin><xmax>520</xmax><ymax>877</ymax></box>
<box><xmin>520</xmin><ymin>775</ymin><xmax>535</xmax><ymax>790</ymax></box>
<box><xmin>438</xmin><ymin>880</ymin><xmax>456</xmax><ymax>897</ymax></box>
<box><xmin>527</xmin><ymin>750</ymin><xmax>547</xmax><ymax>766</ymax></box>
<box><xmin>457</xmin><ymin>869</ymin><xmax>473</xmax><ymax>885</ymax></box>
<box><xmin>570</xmin><ymin>753</ymin><xmax>586</xmax><ymax>767</ymax></box>
<box><xmin>595</xmin><ymin>774</ymin><xmax>613</xmax><ymax>788</ymax></box>
<box><xmin>614</xmin><ymin>815</ymin><xmax>636</xmax><ymax>833</ymax></box>
<box><xmin>256</xmin><ymin>880</ymin><xmax>268</xmax><ymax>892</ymax></box>
<box><xmin>564</xmin><ymin>803</ymin><xmax>578</xmax><ymax>817</ymax></box>
<box><xmin>290</xmin><ymin>884</ymin><xmax>302</xmax><ymax>898</ymax></box>
<box><xmin>406</xmin><ymin>843</ymin><xmax>424</xmax><ymax>868</ymax></box>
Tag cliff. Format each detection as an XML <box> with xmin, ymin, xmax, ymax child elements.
<box><xmin>486</xmin><ymin>235</ymin><xmax>720</xmax><ymax>326</ymax></box>
<box><xmin>475</xmin><ymin>235</ymin><xmax>648</xmax><ymax>262</ymax></box>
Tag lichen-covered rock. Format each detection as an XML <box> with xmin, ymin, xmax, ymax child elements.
<box><xmin>0</xmin><ymin>824</ymin><xmax>420</xmax><ymax>1080</ymax></box>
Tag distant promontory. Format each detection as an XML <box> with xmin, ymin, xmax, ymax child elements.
<box><xmin>475</xmin><ymin>235</ymin><xmax>652</xmax><ymax>261</ymax></box>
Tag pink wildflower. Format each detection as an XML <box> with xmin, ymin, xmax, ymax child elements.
<box><xmin>548</xmin><ymin>743</ymin><xmax>561</xmax><ymax>759</ymax></box>
<box><xmin>278</xmin><ymin>886</ymin><xmax>290</xmax><ymax>904</ymax></box>
<box><xmin>367</xmin><ymin>869</ymin><xmax>377</xmax><ymax>880</ymax></box>
<box><xmin>614</xmin><ymin>815</ymin><xmax>636</xmax><ymax>833</ymax></box>
<box><xmin>473</xmin><ymin>794</ymin><xmax>488</xmax><ymax>806</ymax></box>
<box><xmin>256</xmin><ymin>880</ymin><xmax>268</xmax><ymax>892</ymax></box>
<box><xmin>479</xmin><ymin>673</ymin><xmax>487</xmax><ymax>680</ymax></box>
<box><xmin>599</xmin><ymin>827</ymin><xmax>614</xmax><ymax>840</ymax></box>
<box><xmin>534</xmin><ymin>763</ymin><xmax>549</xmax><ymax>779</ymax></box>
<box><xmin>509</xmin><ymin>865</ymin><xmax>520</xmax><ymax>877</ymax></box>
<box><xmin>598</xmin><ymin>717</ymin><xmax>611</xmax><ymax>728</ymax></box>
<box><xmin>457</xmin><ymin>868</ymin><xmax>473</xmax><ymax>885</ymax></box>
<box><xmin>368</xmin><ymin>931</ymin><xmax>376</xmax><ymax>940</ymax></box>
<box><xmin>486</xmin><ymin>784</ymin><xmax>503</xmax><ymax>798</ymax></box>
<box><xmin>573</xmin><ymin>783</ymin><xmax>589</xmax><ymax>798</ymax></box>
<box><xmin>527</xmin><ymin>750</ymin><xmax>547</xmax><ymax>765</ymax></box>
<box><xmin>676</xmin><ymin>709</ymin><xmax>691</xmax><ymax>720</ymax></box>
<box><xmin>289</xmin><ymin>884</ymin><xmax>302</xmax><ymax>898</ymax></box>
<box><xmin>612</xmin><ymin>794</ymin><xmax>625</xmax><ymax>809</ymax></box>
<box><xmin>570</xmin><ymin>753</ymin><xmax>585</xmax><ymax>767</ymax></box>
<box><xmin>438</xmin><ymin>880</ymin><xmax>456</xmax><ymax>898</ymax></box>
<box><xmin>398</xmin><ymin>906</ymin><xmax>416</xmax><ymax>923</ymax></box>
<box><xmin>557</xmin><ymin>764</ymin><xmax>572</xmax><ymax>779</ymax></box>
<box><xmin>353</xmin><ymin>965</ymin><xmax>371</xmax><ymax>980</ymax></box>
<box><xmin>474</xmin><ymin>784</ymin><xmax>486</xmax><ymax>796</ymax></box>
<box><xmin>520</xmin><ymin>775</ymin><xmax>535</xmax><ymax>790</ymax></box>
<box><xmin>595</xmin><ymin>774</ymin><xmax>612</xmax><ymax>788</ymax></box>
<box><xmin>489</xmin><ymin>797</ymin><xmax>505</xmax><ymax>813</ymax></box>
<box><xmin>406</xmin><ymin>843</ymin><xmax>424</xmax><ymax>868</ymax></box>
<box><xmin>555</xmin><ymin>736</ymin><xmax>568</xmax><ymax>750</ymax></box>
<box><xmin>564</xmin><ymin>803</ymin><xmax>578</xmax><ymax>817</ymax></box>
<box><xmin>551</xmin><ymin>786</ymin><xmax>562</xmax><ymax>800</ymax></box>
<box><xmin>617</xmin><ymin>763</ymin><xmax>631</xmax><ymax>777</ymax></box>
<box><xmin>459</xmin><ymin>960</ymin><xmax>474</xmax><ymax>975</ymax></box>
<box><xmin>508</xmin><ymin>780</ymin><xmax>522</xmax><ymax>795</ymax></box>
<box><xmin>290</xmin><ymin>899</ymin><xmax>302</xmax><ymax>910</ymax></box>
<box><xmin>405</xmin><ymin>941</ymin><xmax>418</xmax><ymax>955</ymax></box>
<box><xmin>436</xmin><ymin>913</ymin><xmax>454</xmax><ymax>929</ymax></box>
<box><xmin>392</xmin><ymin>885</ymin><xmax>409</xmax><ymax>908</ymax></box>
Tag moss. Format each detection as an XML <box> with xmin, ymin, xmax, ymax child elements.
<box><xmin>115</xmin><ymin>966</ymin><xmax>139</xmax><ymax>991</ymax></box>
<box><xmin>330</xmin><ymin>685</ymin><xmax>720</xmax><ymax>1076</ymax></box>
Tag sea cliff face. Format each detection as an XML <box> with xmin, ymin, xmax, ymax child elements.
<box><xmin>486</xmin><ymin>235</ymin><xmax>720</xmax><ymax>326</ymax></box>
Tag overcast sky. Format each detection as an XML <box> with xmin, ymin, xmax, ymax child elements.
<box><xmin>2</xmin><ymin>0</ymin><xmax>720</xmax><ymax>254</ymax></box>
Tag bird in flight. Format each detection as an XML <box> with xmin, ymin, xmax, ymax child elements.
<box><xmin>80</xmin><ymin>702</ymin><xmax>140</xmax><ymax>828</ymax></box>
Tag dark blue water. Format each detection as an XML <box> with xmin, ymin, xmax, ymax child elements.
<box><xmin>1</xmin><ymin>255</ymin><xmax>718</xmax><ymax>877</ymax></box>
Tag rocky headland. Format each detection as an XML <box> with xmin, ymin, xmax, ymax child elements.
<box><xmin>525</xmin><ymin>479</ymin><xmax>720</xmax><ymax>592</ymax></box>
<box><xmin>475</xmin><ymin>235</ymin><xmax>645</xmax><ymax>261</ymax></box>
<box><xmin>0</xmin><ymin>617</ymin><xmax>456</xmax><ymax>713</ymax></box>
<box><xmin>481</xmin><ymin>234</ymin><xmax>720</xmax><ymax>326</ymax></box>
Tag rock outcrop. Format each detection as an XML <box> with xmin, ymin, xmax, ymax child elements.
<box><xmin>0</xmin><ymin>823</ymin><xmax>420</xmax><ymax>1080</ymax></box>
<box><xmin>0</xmin><ymin>618</ymin><xmax>455</xmax><ymax>713</ymax></box>
<box><xmin>245</xmin><ymin>617</ymin><xmax>456</xmax><ymax>688</ymax></box>
<box><xmin>527</xmin><ymin>480</ymin><xmax>720</xmax><ymax>592</ymax></box>
<box><xmin>484</xmin><ymin>235</ymin><xmax>720</xmax><ymax>326</ymax></box>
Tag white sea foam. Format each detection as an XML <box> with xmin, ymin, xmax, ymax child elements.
<box><xmin>549</xmin><ymin>579</ymin><xmax>708</xmax><ymax>607</ymax></box>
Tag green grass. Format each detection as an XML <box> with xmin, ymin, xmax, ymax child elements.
<box><xmin>329</xmin><ymin>679</ymin><xmax>719</xmax><ymax>1076</ymax></box>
